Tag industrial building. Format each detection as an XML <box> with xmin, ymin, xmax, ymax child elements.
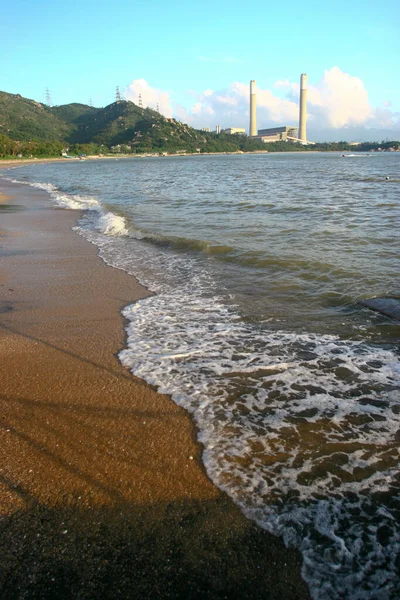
<box><xmin>221</xmin><ymin>127</ymin><xmax>246</xmax><ymax>135</ymax></box>
<box><xmin>215</xmin><ymin>75</ymin><xmax>313</xmax><ymax>143</ymax></box>
<box><xmin>248</xmin><ymin>73</ymin><xmax>314</xmax><ymax>145</ymax></box>
<box><xmin>257</xmin><ymin>126</ymin><xmax>298</xmax><ymax>143</ymax></box>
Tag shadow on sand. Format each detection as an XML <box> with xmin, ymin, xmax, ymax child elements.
<box><xmin>0</xmin><ymin>494</ymin><xmax>310</xmax><ymax>600</ymax></box>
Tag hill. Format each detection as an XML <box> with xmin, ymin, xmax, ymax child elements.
<box><xmin>0</xmin><ymin>91</ymin><xmax>230</xmax><ymax>150</ymax></box>
<box><xmin>65</xmin><ymin>100</ymin><xmax>273</xmax><ymax>153</ymax></box>
<box><xmin>0</xmin><ymin>91</ymin><xmax>71</xmax><ymax>141</ymax></box>
<box><xmin>50</xmin><ymin>103</ymin><xmax>100</xmax><ymax>128</ymax></box>
<box><xmin>67</xmin><ymin>100</ymin><xmax>224</xmax><ymax>151</ymax></box>
<box><xmin>0</xmin><ymin>91</ymin><xmax>268</xmax><ymax>154</ymax></box>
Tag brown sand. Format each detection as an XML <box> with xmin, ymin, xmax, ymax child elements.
<box><xmin>0</xmin><ymin>158</ymin><xmax>85</xmax><ymax>167</ymax></box>
<box><xmin>0</xmin><ymin>156</ymin><xmax>120</xmax><ymax>166</ymax></box>
<box><xmin>0</xmin><ymin>177</ymin><xmax>310</xmax><ymax>599</ymax></box>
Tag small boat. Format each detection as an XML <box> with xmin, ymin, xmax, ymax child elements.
<box><xmin>342</xmin><ymin>153</ymin><xmax>371</xmax><ymax>158</ymax></box>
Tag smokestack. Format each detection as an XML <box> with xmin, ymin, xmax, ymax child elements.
<box><xmin>249</xmin><ymin>80</ymin><xmax>257</xmax><ymax>137</ymax></box>
<box><xmin>299</xmin><ymin>73</ymin><xmax>307</xmax><ymax>142</ymax></box>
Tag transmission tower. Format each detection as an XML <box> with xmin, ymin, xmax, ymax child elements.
<box><xmin>116</xmin><ymin>86</ymin><xmax>122</xmax><ymax>102</ymax></box>
<box><xmin>89</xmin><ymin>98</ymin><xmax>94</xmax><ymax>107</ymax></box>
<box><xmin>138</xmin><ymin>93</ymin><xmax>143</xmax><ymax>108</ymax></box>
<box><xmin>45</xmin><ymin>88</ymin><xmax>52</xmax><ymax>106</ymax></box>
<box><xmin>157</xmin><ymin>102</ymin><xmax>160</xmax><ymax>112</ymax></box>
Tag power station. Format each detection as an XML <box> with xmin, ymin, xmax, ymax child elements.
<box><xmin>215</xmin><ymin>73</ymin><xmax>313</xmax><ymax>143</ymax></box>
<box><xmin>246</xmin><ymin>73</ymin><xmax>313</xmax><ymax>145</ymax></box>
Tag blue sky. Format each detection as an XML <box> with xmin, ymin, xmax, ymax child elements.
<box><xmin>2</xmin><ymin>0</ymin><xmax>399</xmax><ymax>140</ymax></box>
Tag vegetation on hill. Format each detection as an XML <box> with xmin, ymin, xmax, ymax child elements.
<box><xmin>0</xmin><ymin>90</ymin><xmax>399</xmax><ymax>159</ymax></box>
<box><xmin>50</xmin><ymin>103</ymin><xmax>99</xmax><ymax>128</ymax></box>
<box><xmin>0</xmin><ymin>91</ymin><xmax>71</xmax><ymax>141</ymax></box>
<box><xmin>64</xmin><ymin>100</ymin><xmax>269</xmax><ymax>152</ymax></box>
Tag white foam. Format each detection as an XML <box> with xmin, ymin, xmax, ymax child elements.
<box><xmin>96</xmin><ymin>212</ymin><xmax>128</xmax><ymax>236</ymax></box>
<box><xmin>6</xmin><ymin>175</ymin><xmax>129</xmax><ymax>236</ymax></box>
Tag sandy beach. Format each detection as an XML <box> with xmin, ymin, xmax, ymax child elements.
<box><xmin>0</xmin><ymin>177</ymin><xmax>310</xmax><ymax>599</ymax></box>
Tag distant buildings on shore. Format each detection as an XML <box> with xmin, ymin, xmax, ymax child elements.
<box><xmin>257</xmin><ymin>126</ymin><xmax>298</xmax><ymax>143</ymax></box>
<box><xmin>212</xmin><ymin>74</ymin><xmax>315</xmax><ymax>145</ymax></box>
<box><xmin>221</xmin><ymin>127</ymin><xmax>246</xmax><ymax>135</ymax></box>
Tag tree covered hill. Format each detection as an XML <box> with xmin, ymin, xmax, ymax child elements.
<box><xmin>0</xmin><ymin>91</ymin><xmax>72</xmax><ymax>141</ymax></box>
<box><xmin>0</xmin><ymin>90</ymin><xmax>268</xmax><ymax>153</ymax></box>
<box><xmin>49</xmin><ymin>103</ymin><xmax>100</xmax><ymax>129</ymax></box>
<box><xmin>74</xmin><ymin>100</ymin><xmax>240</xmax><ymax>151</ymax></box>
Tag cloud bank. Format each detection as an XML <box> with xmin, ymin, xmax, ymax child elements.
<box><xmin>124</xmin><ymin>68</ymin><xmax>400</xmax><ymax>141</ymax></box>
<box><xmin>124</xmin><ymin>78</ymin><xmax>174</xmax><ymax>117</ymax></box>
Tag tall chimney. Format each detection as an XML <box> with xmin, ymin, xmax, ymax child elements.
<box><xmin>249</xmin><ymin>80</ymin><xmax>257</xmax><ymax>137</ymax></box>
<box><xmin>299</xmin><ymin>73</ymin><xmax>307</xmax><ymax>142</ymax></box>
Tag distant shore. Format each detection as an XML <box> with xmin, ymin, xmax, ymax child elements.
<box><xmin>0</xmin><ymin>155</ymin><xmax>116</xmax><ymax>166</ymax></box>
<box><xmin>0</xmin><ymin>176</ymin><xmax>310</xmax><ymax>599</ymax></box>
<box><xmin>0</xmin><ymin>151</ymin><xmax>272</xmax><ymax>167</ymax></box>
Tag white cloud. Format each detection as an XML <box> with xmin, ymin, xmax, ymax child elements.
<box><xmin>191</xmin><ymin>102</ymin><xmax>215</xmax><ymax>116</ymax></box>
<box><xmin>273</xmin><ymin>68</ymin><xmax>373</xmax><ymax>128</ymax></box>
<box><xmin>369</xmin><ymin>106</ymin><xmax>400</xmax><ymax>129</ymax></box>
<box><xmin>180</xmin><ymin>68</ymin><xmax>399</xmax><ymax>136</ymax></box>
<box><xmin>177</xmin><ymin>80</ymin><xmax>298</xmax><ymax>131</ymax></box>
<box><xmin>124</xmin><ymin>78</ymin><xmax>173</xmax><ymax>117</ymax></box>
<box><xmin>311</xmin><ymin>67</ymin><xmax>372</xmax><ymax>128</ymax></box>
<box><xmin>215</xmin><ymin>95</ymin><xmax>238</xmax><ymax>106</ymax></box>
<box><xmin>122</xmin><ymin>72</ymin><xmax>399</xmax><ymax>141</ymax></box>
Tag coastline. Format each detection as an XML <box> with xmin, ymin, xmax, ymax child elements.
<box><xmin>0</xmin><ymin>151</ymin><xmax>267</xmax><ymax>168</ymax></box>
<box><xmin>0</xmin><ymin>176</ymin><xmax>310</xmax><ymax>599</ymax></box>
<box><xmin>0</xmin><ymin>149</ymin><xmax>326</xmax><ymax>169</ymax></box>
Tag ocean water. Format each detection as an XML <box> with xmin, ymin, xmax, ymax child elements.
<box><xmin>4</xmin><ymin>153</ymin><xmax>400</xmax><ymax>599</ymax></box>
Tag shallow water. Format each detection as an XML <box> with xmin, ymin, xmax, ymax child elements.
<box><xmin>4</xmin><ymin>152</ymin><xmax>400</xmax><ymax>599</ymax></box>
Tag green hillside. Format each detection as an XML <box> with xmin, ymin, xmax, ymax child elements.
<box><xmin>65</xmin><ymin>100</ymin><xmax>220</xmax><ymax>151</ymax></box>
<box><xmin>66</xmin><ymin>100</ymin><xmax>271</xmax><ymax>153</ymax></box>
<box><xmin>50</xmin><ymin>103</ymin><xmax>99</xmax><ymax>127</ymax></box>
<box><xmin>66</xmin><ymin>100</ymin><xmax>152</xmax><ymax>144</ymax></box>
<box><xmin>0</xmin><ymin>91</ymin><xmax>71</xmax><ymax>141</ymax></box>
<box><xmin>0</xmin><ymin>91</ymin><xmax>268</xmax><ymax>154</ymax></box>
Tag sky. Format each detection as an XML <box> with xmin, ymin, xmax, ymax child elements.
<box><xmin>1</xmin><ymin>0</ymin><xmax>399</xmax><ymax>141</ymax></box>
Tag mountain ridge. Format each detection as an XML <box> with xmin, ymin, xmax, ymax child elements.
<box><xmin>0</xmin><ymin>90</ymin><xmax>275</xmax><ymax>154</ymax></box>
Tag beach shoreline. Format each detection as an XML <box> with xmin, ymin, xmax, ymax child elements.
<box><xmin>0</xmin><ymin>148</ymin><xmax>324</xmax><ymax>169</ymax></box>
<box><xmin>0</xmin><ymin>175</ymin><xmax>310</xmax><ymax>599</ymax></box>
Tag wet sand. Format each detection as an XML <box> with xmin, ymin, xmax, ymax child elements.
<box><xmin>0</xmin><ymin>177</ymin><xmax>310</xmax><ymax>599</ymax></box>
